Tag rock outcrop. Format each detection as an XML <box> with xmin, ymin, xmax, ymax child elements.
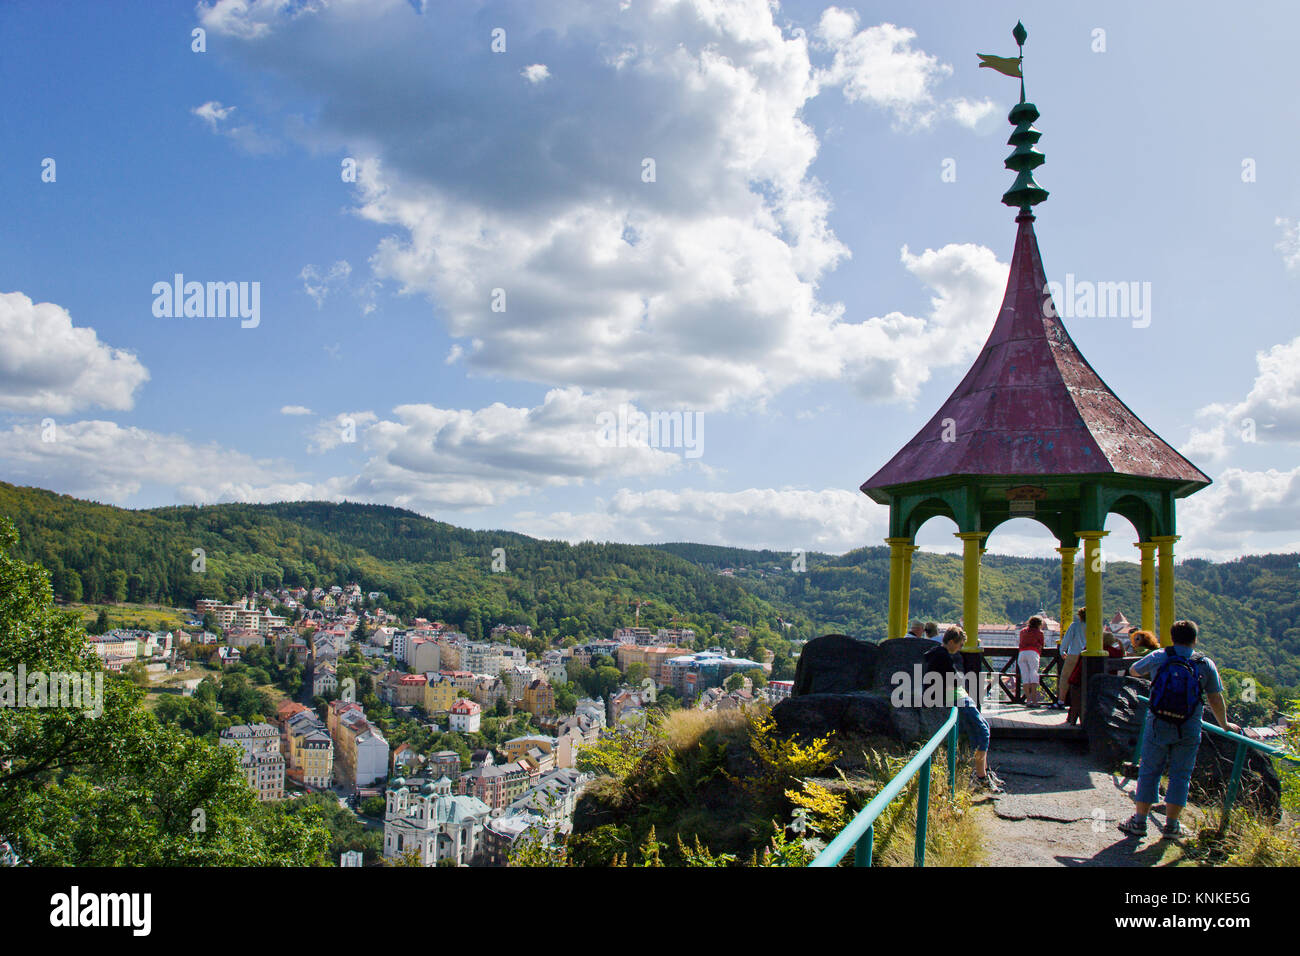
<box><xmin>774</xmin><ymin>635</ymin><xmax>950</xmax><ymax>744</ymax></box>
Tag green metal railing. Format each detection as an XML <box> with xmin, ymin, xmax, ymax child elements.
<box><xmin>1132</xmin><ymin>695</ymin><xmax>1300</xmax><ymax>822</ymax></box>
<box><xmin>810</xmin><ymin>706</ymin><xmax>959</xmax><ymax>867</ymax></box>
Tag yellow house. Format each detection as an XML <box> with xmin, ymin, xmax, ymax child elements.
<box><xmin>501</xmin><ymin>735</ymin><xmax>553</xmax><ymax>764</ymax></box>
<box><xmin>522</xmin><ymin>680</ymin><xmax>555</xmax><ymax>716</ymax></box>
<box><xmin>424</xmin><ymin>677</ymin><xmax>458</xmax><ymax>714</ymax></box>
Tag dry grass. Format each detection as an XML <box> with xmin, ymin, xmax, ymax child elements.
<box><xmin>852</xmin><ymin>752</ymin><xmax>984</xmax><ymax>867</ymax></box>
<box><xmin>1184</xmin><ymin>808</ymin><xmax>1300</xmax><ymax>866</ymax></box>
<box><xmin>661</xmin><ymin>707</ymin><xmax>749</xmax><ymax>753</ymax></box>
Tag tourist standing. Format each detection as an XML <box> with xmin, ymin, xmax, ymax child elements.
<box><xmin>1118</xmin><ymin>620</ymin><xmax>1239</xmax><ymax>839</ymax></box>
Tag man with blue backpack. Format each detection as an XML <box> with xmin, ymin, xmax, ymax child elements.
<box><xmin>1118</xmin><ymin>620</ymin><xmax>1240</xmax><ymax>839</ymax></box>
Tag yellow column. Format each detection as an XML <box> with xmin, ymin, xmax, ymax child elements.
<box><xmin>1151</xmin><ymin>535</ymin><xmax>1180</xmax><ymax>647</ymax></box>
<box><xmin>900</xmin><ymin>543</ymin><xmax>918</xmax><ymax>634</ymax></box>
<box><xmin>1055</xmin><ymin>545</ymin><xmax>1077</xmax><ymax>635</ymax></box>
<box><xmin>885</xmin><ymin>537</ymin><xmax>909</xmax><ymax>639</ymax></box>
<box><xmin>1134</xmin><ymin>541</ymin><xmax>1157</xmax><ymax>635</ymax></box>
<box><xmin>1079</xmin><ymin>531</ymin><xmax>1108</xmax><ymax>656</ymax></box>
<box><xmin>955</xmin><ymin>532</ymin><xmax>986</xmax><ymax>651</ymax></box>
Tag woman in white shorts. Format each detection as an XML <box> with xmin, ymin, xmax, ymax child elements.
<box><xmin>1017</xmin><ymin>615</ymin><xmax>1045</xmax><ymax>705</ymax></box>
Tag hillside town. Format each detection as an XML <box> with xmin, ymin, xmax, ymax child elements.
<box><xmin>83</xmin><ymin>583</ymin><xmax>788</xmax><ymax>866</ymax></box>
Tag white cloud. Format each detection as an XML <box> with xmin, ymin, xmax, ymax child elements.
<box><xmin>947</xmin><ymin>96</ymin><xmax>998</xmax><ymax>130</ymax></box>
<box><xmin>280</xmin><ymin>404</ymin><xmax>313</xmax><ymax>416</ymax></box>
<box><xmin>1183</xmin><ymin>333</ymin><xmax>1300</xmax><ymax>462</ymax></box>
<box><xmin>199</xmin><ymin>0</ymin><xmax>1003</xmax><ymax>410</ymax></box>
<box><xmin>0</xmin><ymin>291</ymin><xmax>149</xmax><ymax>414</ymax></box>
<box><xmin>305</xmin><ymin>388</ymin><xmax>691</xmax><ymax>510</ymax></box>
<box><xmin>190</xmin><ymin>99</ymin><xmax>276</xmax><ymax>154</ymax></box>
<box><xmin>1276</xmin><ymin>217</ymin><xmax>1300</xmax><ymax>272</ymax></box>
<box><xmin>191</xmin><ymin>100</ymin><xmax>236</xmax><ymax>129</ymax></box>
<box><xmin>0</xmin><ymin>419</ymin><xmax>313</xmax><ymax>505</ymax></box>
<box><xmin>299</xmin><ymin>260</ymin><xmax>352</xmax><ymax>307</ymax></box>
<box><xmin>1178</xmin><ymin>465</ymin><xmax>1300</xmax><ymax>557</ymax></box>
<box><xmin>813</xmin><ymin>9</ymin><xmax>985</xmax><ymax>128</ymax></box>
<box><xmin>521</xmin><ymin>64</ymin><xmax>550</xmax><ymax>84</ymax></box>
<box><xmin>512</xmin><ymin>486</ymin><xmax>886</xmax><ymax>552</ymax></box>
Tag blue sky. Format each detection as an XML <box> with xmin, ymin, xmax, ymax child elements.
<box><xmin>2</xmin><ymin>0</ymin><xmax>1299</xmax><ymax>562</ymax></box>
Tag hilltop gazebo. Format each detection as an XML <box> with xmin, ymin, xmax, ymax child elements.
<box><xmin>860</xmin><ymin>26</ymin><xmax>1210</xmax><ymax>708</ymax></box>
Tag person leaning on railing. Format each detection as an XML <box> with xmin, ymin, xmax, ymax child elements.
<box><xmin>1017</xmin><ymin>615</ymin><xmax>1045</xmax><ymax>706</ymax></box>
<box><xmin>1118</xmin><ymin>620</ymin><xmax>1240</xmax><ymax>840</ymax></box>
<box><xmin>923</xmin><ymin>627</ymin><xmax>1004</xmax><ymax>794</ymax></box>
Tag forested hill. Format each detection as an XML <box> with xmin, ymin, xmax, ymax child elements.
<box><xmin>650</xmin><ymin>544</ymin><xmax>1300</xmax><ymax>698</ymax></box>
<box><xmin>2</xmin><ymin>481</ymin><xmax>1296</xmax><ymax>696</ymax></box>
<box><xmin>0</xmin><ymin>483</ymin><xmax>814</xmax><ymax>662</ymax></box>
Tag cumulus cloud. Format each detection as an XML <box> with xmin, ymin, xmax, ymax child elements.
<box><xmin>0</xmin><ymin>291</ymin><xmax>149</xmax><ymax>414</ymax></box>
<box><xmin>512</xmin><ymin>486</ymin><xmax>886</xmax><ymax>552</ymax></box>
<box><xmin>521</xmin><ymin>64</ymin><xmax>550</xmax><ymax>84</ymax></box>
<box><xmin>1183</xmin><ymin>334</ymin><xmax>1300</xmax><ymax>462</ymax></box>
<box><xmin>1178</xmin><ymin>465</ymin><xmax>1300</xmax><ymax>557</ymax></box>
<box><xmin>947</xmin><ymin>96</ymin><xmax>998</xmax><ymax>129</ymax></box>
<box><xmin>303</xmin><ymin>388</ymin><xmax>693</xmax><ymax>510</ymax></box>
<box><xmin>198</xmin><ymin>0</ymin><xmax>1003</xmax><ymax>410</ymax></box>
<box><xmin>0</xmin><ymin>419</ymin><xmax>314</xmax><ymax>505</ymax></box>
<box><xmin>815</xmin><ymin>10</ymin><xmax>953</xmax><ymax>127</ymax></box>
<box><xmin>280</xmin><ymin>404</ymin><xmax>313</xmax><ymax>416</ymax></box>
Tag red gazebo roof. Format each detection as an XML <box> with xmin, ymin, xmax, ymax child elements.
<box><xmin>863</xmin><ymin>213</ymin><xmax>1210</xmax><ymax>499</ymax></box>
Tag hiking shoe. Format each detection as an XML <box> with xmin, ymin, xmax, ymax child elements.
<box><xmin>1161</xmin><ymin>819</ymin><xmax>1186</xmax><ymax>839</ymax></box>
<box><xmin>986</xmin><ymin>769</ymin><xmax>1006</xmax><ymax>789</ymax></box>
<box><xmin>970</xmin><ymin>771</ymin><xmax>1005</xmax><ymax>795</ymax></box>
<box><xmin>1117</xmin><ymin>814</ymin><xmax>1148</xmax><ymax>837</ymax></box>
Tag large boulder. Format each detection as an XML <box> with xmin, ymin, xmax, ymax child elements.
<box><xmin>792</xmin><ymin>634</ymin><xmax>879</xmax><ymax>695</ymax></box>
<box><xmin>771</xmin><ymin>690</ymin><xmax>952</xmax><ymax>745</ymax></box>
<box><xmin>771</xmin><ymin>691</ymin><xmax>895</xmax><ymax>739</ymax></box>
<box><xmin>1085</xmin><ymin>673</ymin><xmax>1281</xmax><ymax>818</ymax></box>
<box><xmin>1084</xmin><ymin>673</ymin><xmax>1148</xmax><ymax>763</ymax></box>
<box><xmin>775</xmin><ymin>635</ymin><xmax>949</xmax><ymax>744</ymax></box>
<box><xmin>868</xmin><ymin>637</ymin><xmax>941</xmax><ymax>694</ymax></box>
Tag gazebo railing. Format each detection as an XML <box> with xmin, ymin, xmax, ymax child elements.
<box><xmin>980</xmin><ymin>648</ymin><xmax>1062</xmax><ymax>705</ymax></box>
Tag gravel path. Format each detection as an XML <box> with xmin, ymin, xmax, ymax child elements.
<box><xmin>975</xmin><ymin>741</ymin><xmax>1199</xmax><ymax>867</ymax></box>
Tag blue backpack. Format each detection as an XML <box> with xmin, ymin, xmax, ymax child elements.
<box><xmin>1148</xmin><ymin>651</ymin><xmax>1204</xmax><ymax>730</ymax></box>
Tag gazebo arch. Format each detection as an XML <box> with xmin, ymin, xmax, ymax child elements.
<box><xmin>859</xmin><ymin>38</ymin><xmax>1209</xmax><ymax>717</ymax></box>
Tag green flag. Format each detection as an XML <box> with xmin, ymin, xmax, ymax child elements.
<box><xmin>977</xmin><ymin>53</ymin><xmax>1022</xmax><ymax>78</ymax></box>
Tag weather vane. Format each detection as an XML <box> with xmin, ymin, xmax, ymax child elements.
<box><xmin>979</xmin><ymin>21</ymin><xmax>1048</xmax><ymax>213</ymax></box>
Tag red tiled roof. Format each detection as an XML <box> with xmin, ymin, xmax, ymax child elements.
<box><xmin>863</xmin><ymin>214</ymin><xmax>1210</xmax><ymax>495</ymax></box>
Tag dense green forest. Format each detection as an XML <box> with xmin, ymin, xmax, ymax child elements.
<box><xmin>3</xmin><ymin>481</ymin><xmax>1295</xmax><ymax>698</ymax></box>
